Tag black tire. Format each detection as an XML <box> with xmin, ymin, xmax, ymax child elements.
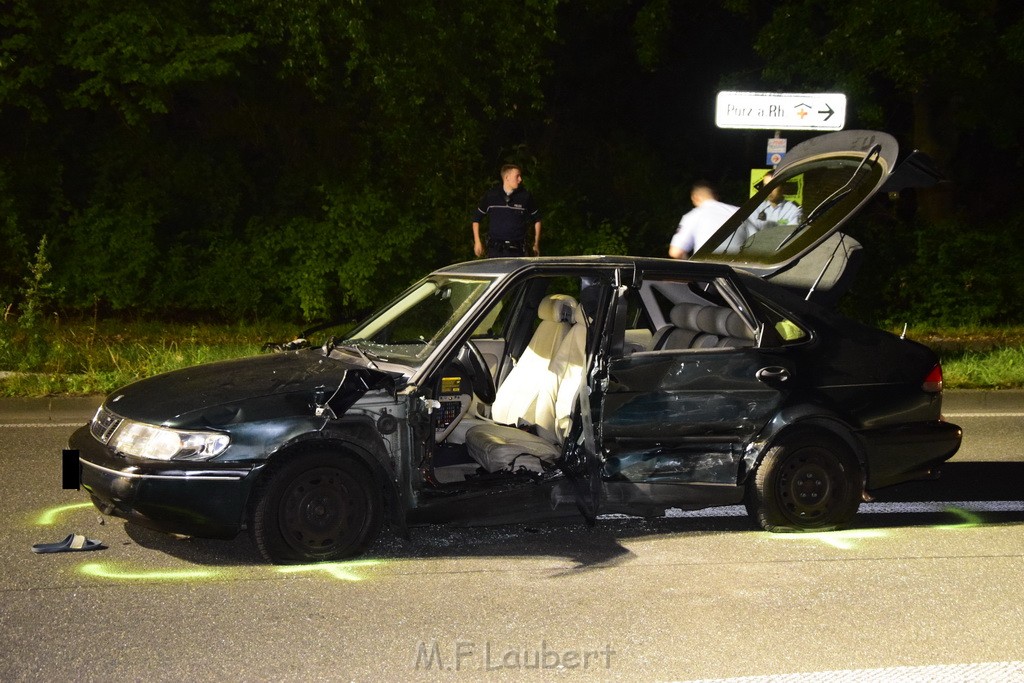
<box><xmin>745</xmin><ymin>432</ymin><xmax>862</xmax><ymax>532</ymax></box>
<box><xmin>250</xmin><ymin>450</ymin><xmax>383</xmax><ymax>564</ymax></box>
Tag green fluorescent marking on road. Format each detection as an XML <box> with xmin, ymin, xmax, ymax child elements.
<box><xmin>770</xmin><ymin>528</ymin><xmax>889</xmax><ymax>550</ymax></box>
<box><xmin>276</xmin><ymin>560</ymin><xmax>382</xmax><ymax>581</ymax></box>
<box><xmin>770</xmin><ymin>508</ymin><xmax>985</xmax><ymax>549</ymax></box>
<box><xmin>77</xmin><ymin>560</ymin><xmax>382</xmax><ymax>582</ymax></box>
<box><xmin>35</xmin><ymin>502</ymin><xmax>94</xmax><ymax>526</ymax></box>
<box><xmin>79</xmin><ymin>562</ymin><xmax>219</xmax><ymax>581</ymax></box>
<box><xmin>936</xmin><ymin>506</ymin><xmax>983</xmax><ymax>529</ymax></box>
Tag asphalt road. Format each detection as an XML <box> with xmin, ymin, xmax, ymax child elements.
<box><xmin>2</xmin><ymin>392</ymin><xmax>1023</xmax><ymax>682</ymax></box>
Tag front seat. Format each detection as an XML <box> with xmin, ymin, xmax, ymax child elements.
<box><xmin>465</xmin><ymin>298</ymin><xmax>588</xmax><ymax>473</ymax></box>
<box><xmin>489</xmin><ymin>293</ymin><xmax>577</xmax><ymax>431</ymax></box>
<box><xmin>446</xmin><ymin>293</ymin><xmax>576</xmax><ymax>444</ymax></box>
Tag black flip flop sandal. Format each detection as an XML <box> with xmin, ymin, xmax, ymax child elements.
<box><xmin>32</xmin><ymin>533</ymin><xmax>106</xmax><ymax>553</ymax></box>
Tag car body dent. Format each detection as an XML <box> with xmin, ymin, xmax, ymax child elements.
<box><xmin>601</xmin><ymin>350</ymin><xmax>784</xmax><ymax>478</ymax></box>
<box><xmin>104</xmin><ymin>351</ymin><xmax>400</xmax><ymax>430</ymax></box>
<box><xmin>75</xmin><ymin>351</ymin><xmax>411</xmax><ymax>536</ymax></box>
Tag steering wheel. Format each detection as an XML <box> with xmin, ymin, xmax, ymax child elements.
<box><xmin>458</xmin><ymin>340</ymin><xmax>496</xmax><ymax>404</ymax></box>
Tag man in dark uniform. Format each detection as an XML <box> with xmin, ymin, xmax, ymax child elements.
<box><xmin>471</xmin><ymin>164</ymin><xmax>542</xmax><ymax>257</ymax></box>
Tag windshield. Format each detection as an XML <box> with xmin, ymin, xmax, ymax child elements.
<box><xmin>334</xmin><ymin>275</ymin><xmax>497</xmax><ymax>365</ymax></box>
<box><xmin>693</xmin><ymin>152</ymin><xmax>886</xmax><ymax>267</ymax></box>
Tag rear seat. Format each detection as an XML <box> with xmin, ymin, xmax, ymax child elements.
<box><xmin>650</xmin><ymin>302</ymin><xmax>754</xmax><ymax>351</ymax></box>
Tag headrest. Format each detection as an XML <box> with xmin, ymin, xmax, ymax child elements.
<box><xmin>669</xmin><ymin>302</ymin><xmax>704</xmax><ymax>329</ymax></box>
<box><xmin>696</xmin><ymin>306</ymin><xmax>753</xmax><ymax>339</ymax></box>
<box><xmin>538</xmin><ymin>294</ymin><xmax>578</xmax><ymax>323</ymax></box>
<box><xmin>695</xmin><ymin>306</ymin><xmax>720</xmax><ymax>335</ymax></box>
<box><xmin>721</xmin><ymin>310</ymin><xmax>753</xmax><ymax>339</ymax></box>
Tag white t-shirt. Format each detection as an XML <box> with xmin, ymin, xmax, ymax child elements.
<box><xmin>670</xmin><ymin>200</ymin><xmax>739</xmax><ymax>255</ymax></box>
<box><xmin>748</xmin><ymin>199</ymin><xmax>802</xmax><ymax>233</ymax></box>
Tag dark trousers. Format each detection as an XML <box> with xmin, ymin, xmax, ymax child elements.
<box><xmin>487</xmin><ymin>239</ymin><xmax>527</xmax><ymax>257</ymax></box>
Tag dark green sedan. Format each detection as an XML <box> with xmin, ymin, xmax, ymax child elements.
<box><xmin>69</xmin><ymin>131</ymin><xmax>962</xmax><ymax>563</ymax></box>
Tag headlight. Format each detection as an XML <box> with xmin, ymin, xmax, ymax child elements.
<box><xmin>109</xmin><ymin>420</ymin><xmax>230</xmax><ymax>461</ymax></box>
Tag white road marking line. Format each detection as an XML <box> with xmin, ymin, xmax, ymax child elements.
<box><xmin>686</xmin><ymin>660</ymin><xmax>1024</xmax><ymax>683</ymax></box>
<box><xmin>3</xmin><ymin>415</ymin><xmax>1019</xmax><ymax>428</ymax></box>
<box><xmin>648</xmin><ymin>500</ymin><xmax>1024</xmax><ymax>519</ymax></box>
<box><xmin>2</xmin><ymin>423</ymin><xmax>84</xmax><ymax>428</ymax></box>
<box><xmin>3</xmin><ymin>411</ymin><xmax>1019</xmax><ymax>426</ymax></box>
<box><xmin>945</xmin><ymin>412</ymin><xmax>1024</xmax><ymax>417</ymax></box>
<box><xmin>860</xmin><ymin>500</ymin><xmax>1024</xmax><ymax>513</ymax></box>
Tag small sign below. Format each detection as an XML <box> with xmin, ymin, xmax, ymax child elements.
<box><xmin>716</xmin><ymin>91</ymin><xmax>847</xmax><ymax>131</ymax></box>
<box><xmin>766</xmin><ymin>137</ymin><xmax>787</xmax><ymax>166</ymax></box>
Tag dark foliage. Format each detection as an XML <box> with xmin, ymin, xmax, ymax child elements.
<box><xmin>2</xmin><ymin>0</ymin><xmax>1023</xmax><ymax>325</ymax></box>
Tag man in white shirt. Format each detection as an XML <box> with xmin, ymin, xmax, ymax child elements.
<box><xmin>747</xmin><ymin>172</ymin><xmax>802</xmax><ymax>234</ymax></box>
<box><xmin>668</xmin><ymin>182</ymin><xmax>738</xmax><ymax>259</ymax></box>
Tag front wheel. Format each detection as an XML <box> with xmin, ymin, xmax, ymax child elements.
<box><xmin>250</xmin><ymin>451</ymin><xmax>383</xmax><ymax>564</ymax></box>
<box><xmin>746</xmin><ymin>433</ymin><xmax>862</xmax><ymax>532</ymax></box>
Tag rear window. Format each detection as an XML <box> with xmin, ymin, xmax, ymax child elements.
<box><xmin>694</xmin><ymin>156</ymin><xmax>887</xmax><ymax>267</ymax></box>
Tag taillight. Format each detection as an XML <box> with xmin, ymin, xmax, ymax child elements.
<box><xmin>922</xmin><ymin>363</ymin><xmax>943</xmax><ymax>393</ymax></box>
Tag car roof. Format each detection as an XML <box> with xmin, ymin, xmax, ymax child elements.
<box><xmin>436</xmin><ymin>255</ymin><xmax>737</xmax><ymax>278</ymax></box>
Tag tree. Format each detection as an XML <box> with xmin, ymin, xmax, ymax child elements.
<box><xmin>726</xmin><ymin>0</ymin><xmax>1024</xmax><ymax>222</ymax></box>
<box><xmin>0</xmin><ymin>0</ymin><xmax>563</xmax><ymax>320</ymax></box>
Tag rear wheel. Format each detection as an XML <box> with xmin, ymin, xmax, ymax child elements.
<box><xmin>250</xmin><ymin>451</ymin><xmax>383</xmax><ymax>563</ymax></box>
<box><xmin>746</xmin><ymin>432</ymin><xmax>862</xmax><ymax>532</ymax></box>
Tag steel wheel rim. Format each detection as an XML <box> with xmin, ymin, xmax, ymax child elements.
<box><xmin>279</xmin><ymin>466</ymin><xmax>365</xmax><ymax>553</ymax></box>
<box><xmin>775</xmin><ymin>449</ymin><xmax>847</xmax><ymax>524</ymax></box>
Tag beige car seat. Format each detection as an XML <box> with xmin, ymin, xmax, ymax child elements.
<box><xmin>466</xmin><ymin>298</ymin><xmax>588</xmax><ymax>473</ymax></box>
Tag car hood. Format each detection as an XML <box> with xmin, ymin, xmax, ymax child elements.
<box><xmin>691</xmin><ymin>130</ymin><xmax>943</xmax><ymax>305</ymax></box>
<box><xmin>103</xmin><ymin>350</ymin><xmax>400</xmax><ymax>428</ymax></box>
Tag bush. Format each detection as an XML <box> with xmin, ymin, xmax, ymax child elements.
<box><xmin>1</xmin><ymin>236</ymin><xmax>63</xmax><ymax>371</ymax></box>
<box><xmin>250</xmin><ymin>186</ymin><xmax>431</xmax><ymax>322</ymax></box>
<box><xmin>899</xmin><ymin>215</ymin><xmax>1024</xmax><ymax>326</ymax></box>
<box><xmin>842</xmin><ymin>207</ymin><xmax>1024</xmax><ymax>327</ymax></box>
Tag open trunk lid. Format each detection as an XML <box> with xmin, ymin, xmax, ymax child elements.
<box><xmin>691</xmin><ymin>130</ymin><xmax>942</xmax><ymax>305</ymax></box>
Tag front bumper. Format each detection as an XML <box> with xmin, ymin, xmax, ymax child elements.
<box><xmin>69</xmin><ymin>425</ymin><xmax>262</xmax><ymax>539</ymax></box>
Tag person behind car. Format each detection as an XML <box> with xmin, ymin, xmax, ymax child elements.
<box><xmin>471</xmin><ymin>164</ymin><xmax>542</xmax><ymax>258</ymax></box>
<box><xmin>668</xmin><ymin>181</ymin><xmax>738</xmax><ymax>259</ymax></box>
<box><xmin>746</xmin><ymin>172</ymin><xmax>803</xmax><ymax>234</ymax></box>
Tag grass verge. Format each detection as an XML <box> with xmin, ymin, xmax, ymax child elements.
<box><xmin>1</xmin><ymin>320</ymin><xmax>1022</xmax><ymax>397</ymax></box>
<box><xmin>0</xmin><ymin>318</ymin><xmax>296</xmax><ymax>397</ymax></box>
<box><xmin>910</xmin><ymin>327</ymin><xmax>1024</xmax><ymax>390</ymax></box>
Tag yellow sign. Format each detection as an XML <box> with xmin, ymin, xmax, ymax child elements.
<box><xmin>440</xmin><ymin>377</ymin><xmax>461</xmax><ymax>394</ymax></box>
<box><xmin>750</xmin><ymin>169</ymin><xmax>804</xmax><ymax>206</ymax></box>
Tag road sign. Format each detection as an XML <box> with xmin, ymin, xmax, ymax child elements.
<box><xmin>749</xmin><ymin>169</ymin><xmax>803</xmax><ymax>205</ymax></box>
<box><xmin>716</xmin><ymin>91</ymin><xmax>846</xmax><ymax>131</ymax></box>
<box><xmin>766</xmin><ymin>137</ymin><xmax>787</xmax><ymax>165</ymax></box>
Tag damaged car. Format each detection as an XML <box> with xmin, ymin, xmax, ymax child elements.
<box><xmin>68</xmin><ymin>130</ymin><xmax>962</xmax><ymax>563</ymax></box>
